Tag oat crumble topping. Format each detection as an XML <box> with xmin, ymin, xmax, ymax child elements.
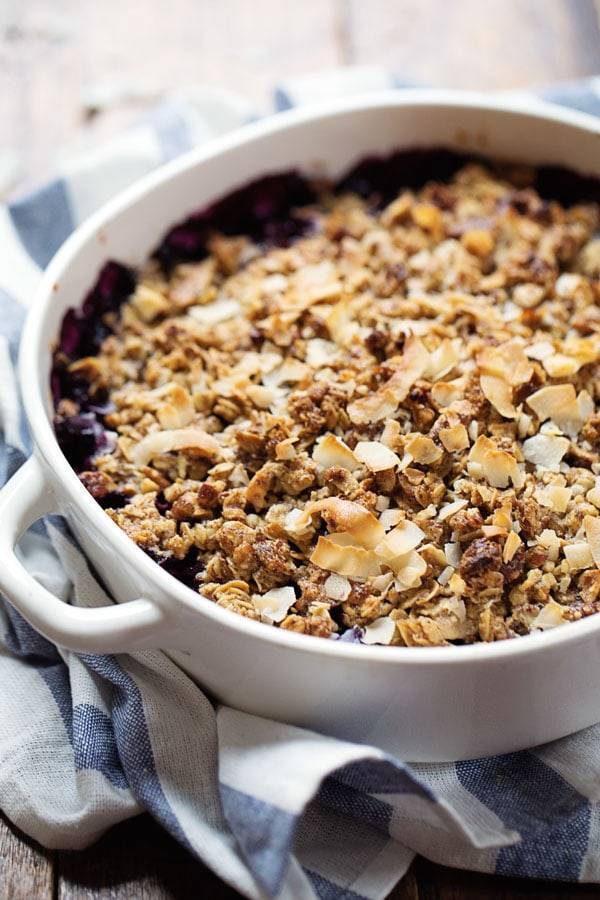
<box><xmin>52</xmin><ymin>152</ymin><xmax>600</xmax><ymax>646</ymax></box>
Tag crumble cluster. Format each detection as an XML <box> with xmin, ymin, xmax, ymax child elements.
<box><xmin>53</xmin><ymin>162</ymin><xmax>600</xmax><ymax>646</ymax></box>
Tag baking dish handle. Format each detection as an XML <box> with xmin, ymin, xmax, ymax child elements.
<box><xmin>0</xmin><ymin>456</ymin><xmax>169</xmax><ymax>653</ymax></box>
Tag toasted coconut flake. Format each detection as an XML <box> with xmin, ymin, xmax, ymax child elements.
<box><xmin>542</xmin><ymin>353</ymin><xmax>581</xmax><ymax>378</ymax></box>
<box><xmin>444</xmin><ymin>606</ymin><xmax>470</xmax><ymax>642</ymax></box>
<box><xmin>431</xmin><ymin>596</ymin><xmax>468</xmax><ymax>639</ymax></box>
<box><xmin>480</xmin><ymin>375</ymin><xmax>516</xmax><ymax>418</ymax></box>
<box><xmin>354</xmin><ymin>441</ymin><xmax>401</xmax><ymax>471</ymax></box>
<box><xmin>371</xmin><ymin>571</ymin><xmax>394</xmax><ymax>593</ymax></box>
<box><xmin>477</xmin><ymin>341</ymin><xmax>533</xmax><ymax>386</ymax></box>
<box><xmin>211</xmin><ymin>372</ymin><xmax>249</xmax><ymax>398</ymax></box>
<box><xmin>299</xmin><ymin>498</ymin><xmax>385</xmax><ymax>549</ymax></box>
<box><xmin>390</xmin><ymin>549</ymin><xmax>427</xmax><ymax>586</ymax></box>
<box><xmin>156</xmin><ymin>384</ymin><xmax>195</xmax><ymax>429</ymax></box>
<box><xmin>189</xmin><ymin>297</ymin><xmax>240</xmax><ymax>325</ymax></box>
<box><xmin>405</xmin><ymin>434</ymin><xmax>443</xmax><ymax>465</ymax></box>
<box><xmin>262</xmin><ymin>358</ymin><xmax>308</xmax><ymax>387</ymax></box>
<box><xmin>284</xmin><ymin>508</ymin><xmax>313</xmax><ymax>536</ymax></box>
<box><xmin>492</xmin><ymin>505</ymin><xmax>512</xmax><ymax>528</ymax></box>
<box><xmin>439</xmin><ymin>424</ymin><xmax>469</xmax><ymax>452</ymax></box>
<box><xmin>424</xmin><ymin>339</ymin><xmax>460</xmax><ymax>381</ymax></box>
<box><xmin>468</xmin><ymin>435</ymin><xmax>523</xmax><ymax>489</ymax></box>
<box><xmin>131</xmin><ymin>284</ymin><xmax>169</xmax><ymax>322</ymax></box>
<box><xmin>380</xmin><ymin>419</ymin><xmax>401</xmax><ymax>449</ymax></box>
<box><xmin>587</xmin><ymin>479</ymin><xmax>600</xmax><ymax>509</ymax></box>
<box><xmin>564</xmin><ymin>542</ymin><xmax>593</xmax><ymax>571</ymax></box>
<box><xmin>526</xmin><ymin>341</ymin><xmax>555</xmax><ymax>361</ymax></box>
<box><xmin>379</xmin><ymin>509</ymin><xmax>404</xmax><ymax>531</ymax></box>
<box><xmin>348</xmin><ymin>335</ymin><xmax>429</xmax><ymax>424</ymax></box>
<box><xmin>503</xmin><ymin>530</ymin><xmax>522</xmax><ymax>563</ymax></box>
<box><xmin>132</xmin><ymin>427</ymin><xmax>221</xmax><ymax>467</ymax></box>
<box><xmin>376</xmin><ymin>520</ymin><xmax>425</xmax><ymax>560</ymax></box>
<box><xmin>312</xmin><ymin>434</ymin><xmax>359</xmax><ymax>471</ymax></box>
<box><xmin>448</xmin><ymin>572</ymin><xmax>466</xmax><ymax>594</ymax></box>
<box><xmin>293</xmin><ymin>261</ymin><xmax>342</xmax><ymax>304</ymax></box>
<box><xmin>555</xmin><ymin>273</ymin><xmax>585</xmax><ymax>299</ymax></box>
<box><xmin>431</xmin><ymin>379</ymin><xmax>465</xmax><ymax>408</ymax></box>
<box><xmin>534</xmin><ymin>484</ymin><xmax>571</xmax><ymax>513</ymax></box>
<box><xmin>584</xmin><ymin>516</ymin><xmax>600</xmax><ymax>567</ymax></box>
<box><xmin>482</xmin><ymin>525</ymin><xmax>506</xmax><ymax>537</ymax></box>
<box><xmin>261</xmin><ymin>272</ymin><xmax>288</xmax><ymax>294</ymax></box>
<box><xmin>305</xmin><ymin>338</ymin><xmax>338</xmax><ymax>367</ymax></box>
<box><xmin>539</xmin><ymin>529</ymin><xmax>561</xmax><ymax>561</ymax></box>
<box><xmin>275</xmin><ymin>439</ymin><xmax>297</xmax><ymax>461</ymax></box>
<box><xmin>438</xmin><ymin>566</ymin><xmax>454</xmax><ymax>585</ymax></box>
<box><xmin>310</xmin><ymin>535</ymin><xmax>381</xmax><ymax>579</ymax></box>
<box><xmin>246</xmin><ymin>384</ymin><xmax>280</xmax><ymax>409</ymax></box>
<box><xmin>578</xmin><ymin>390</ymin><xmax>594</xmax><ymax>422</ymax></box>
<box><xmin>361</xmin><ymin>616</ymin><xmax>396</xmax><ymax>645</ymax></box>
<box><xmin>522</xmin><ymin>434</ymin><xmax>569</xmax><ymax>468</ymax></box>
<box><xmin>324</xmin><ymin>573</ymin><xmax>352</xmax><ymax>602</ymax></box>
<box><xmin>526</xmin><ymin>384</ymin><xmax>583</xmax><ymax>437</ymax></box>
<box><xmin>532</xmin><ymin>600</ymin><xmax>567</xmax><ymax>630</ymax></box>
<box><xmin>438</xmin><ymin>499</ymin><xmax>468</xmax><ymax>521</ymax></box>
<box><xmin>326</xmin><ymin>298</ymin><xmax>357</xmax><ymax>345</ymax></box>
<box><xmin>253</xmin><ymin>586</ymin><xmax>296</xmax><ymax>623</ymax></box>
<box><xmin>564</xmin><ymin>336</ymin><xmax>600</xmax><ymax>365</ymax></box>
<box><xmin>517</xmin><ymin>412</ymin><xmax>533</xmax><ymax>439</ymax></box>
<box><xmin>513</xmin><ymin>284</ymin><xmax>545</xmax><ymax>309</ymax></box>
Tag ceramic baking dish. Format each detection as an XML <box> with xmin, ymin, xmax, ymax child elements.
<box><xmin>1</xmin><ymin>90</ymin><xmax>600</xmax><ymax>762</ymax></box>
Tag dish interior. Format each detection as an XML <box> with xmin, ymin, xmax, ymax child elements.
<box><xmin>50</xmin><ymin>147</ymin><xmax>600</xmax><ymax>648</ymax></box>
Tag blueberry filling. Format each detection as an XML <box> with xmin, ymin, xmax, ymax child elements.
<box><xmin>145</xmin><ymin>547</ymin><xmax>204</xmax><ymax>590</ymax></box>
<box><xmin>335</xmin><ymin>148</ymin><xmax>475</xmax><ymax>206</ymax></box>
<box><xmin>53</xmin><ymin>413</ymin><xmax>110</xmax><ymax>472</ymax></box>
<box><xmin>330</xmin><ymin>626</ymin><xmax>364</xmax><ymax>644</ymax></box>
<box><xmin>155</xmin><ymin>491</ymin><xmax>170</xmax><ymax>515</ymax></box>
<box><xmin>58</xmin><ymin>261</ymin><xmax>136</xmax><ymax>359</ymax></box>
<box><xmin>95</xmin><ymin>491</ymin><xmax>129</xmax><ymax>510</ymax></box>
<box><xmin>153</xmin><ymin>172</ymin><xmax>316</xmax><ymax>271</ymax></box>
<box><xmin>52</xmin><ymin>261</ymin><xmax>134</xmax><ymax>472</ymax></box>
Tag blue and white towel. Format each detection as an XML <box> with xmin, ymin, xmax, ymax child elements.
<box><xmin>1</xmin><ymin>68</ymin><xmax>600</xmax><ymax>899</ymax></box>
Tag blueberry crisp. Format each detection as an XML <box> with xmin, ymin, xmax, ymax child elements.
<box><xmin>51</xmin><ymin>150</ymin><xmax>600</xmax><ymax>646</ymax></box>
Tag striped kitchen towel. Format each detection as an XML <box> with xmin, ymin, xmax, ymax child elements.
<box><xmin>1</xmin><ymin>68</ymin><xmax>600</xmax><ymax>899</ymax></box>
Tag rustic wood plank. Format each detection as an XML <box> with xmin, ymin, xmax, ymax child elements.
<box><xmin>345</xmin><ymin>0</ymin><xmax>600</xmax><ymax>90</ymax></box>
<box><xmin>0</xmin><ymin>810</ymin><xmax>54</xmax><ymax>900</ymax></box>
<box><xmin>388</xmin><ymin>861</ymin><xmax>420</xmax><ymax>899</ymax></box>
<box><xmin>0</xmin><ymin>0</ymin><xmax>343</xmax><ymax>195</ymax></box>
<box><xmin>412</xmin><ymin>857</ymin><xmax>600</xmax><ymax>899</ymax></box>
<box><xmin>58</xmin><ymin>814</ymin><xmax>237</xmax><ymax>899</ymax></box>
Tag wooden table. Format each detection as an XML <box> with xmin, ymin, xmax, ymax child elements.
<box><xmin>1</xmin><ymin>1</ymin><xmax>600</xmax><ymax>896</ymax></box>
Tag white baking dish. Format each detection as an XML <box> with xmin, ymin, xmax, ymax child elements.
<box><xmin>2</xmin><ymin>90</ymin><xmax>600</xmax><ymax>762</ymax></box>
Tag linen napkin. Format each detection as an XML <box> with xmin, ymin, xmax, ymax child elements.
<box><xmin>2</xmin><ymin>68</ymin><xmax>600</xmax><ymax>899</ymax></box>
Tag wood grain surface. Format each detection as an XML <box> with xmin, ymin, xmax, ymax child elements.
<box><xmin>1</xmin><ymin>0</ymin><xmax>600</xmax><ymax>897</ymax></box>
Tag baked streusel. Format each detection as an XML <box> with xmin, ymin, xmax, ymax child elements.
<box><xmin>51</xmin><ymin>151</ymin><xmax>600</xmax><ymax>646</ymax></box>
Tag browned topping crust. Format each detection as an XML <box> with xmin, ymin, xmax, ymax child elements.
<box><xmin>53</xmin><ymin>161</ymin><xmax>600</xmax><ymax>646</ymax></box>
